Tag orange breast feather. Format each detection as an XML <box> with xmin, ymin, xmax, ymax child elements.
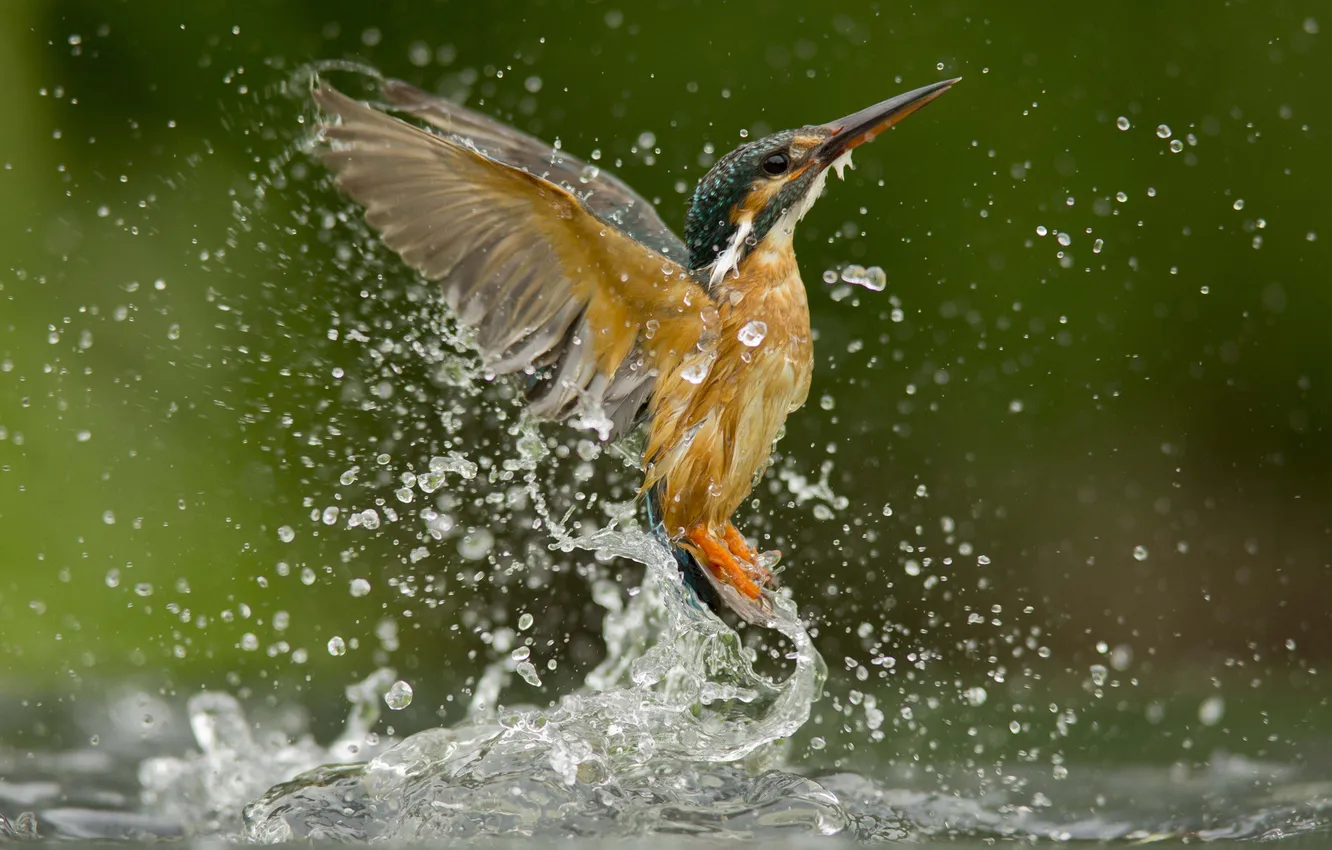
<box><xmin>644</xmin><ymin>251</ymin><xmax>812</xmax><ymax>537</ymax></box>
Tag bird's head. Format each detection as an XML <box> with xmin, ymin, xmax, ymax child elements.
<box><xmin>684</xmin><ymin>78</ymin><xmax>958</xmax><ymax>286</ymax></box>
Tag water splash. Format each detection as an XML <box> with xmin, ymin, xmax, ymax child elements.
<box><xmin>241</xmin><ymin>525</ymin><xmax>827</xmax><ymax>841</ymax></box>
<box><xmin>136</xmin><ymin>669</ymin><xmax>400</xmax><ymax>838</ymax></box>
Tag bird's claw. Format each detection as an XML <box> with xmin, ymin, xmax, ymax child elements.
<box><xmin>685</xmin><ymin>524</ymin><xmax>780</xmax><ymax>601</ymax></box>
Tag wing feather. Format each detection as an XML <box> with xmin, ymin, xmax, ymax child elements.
<box><xmin>314</xmin><ymin>81</ymin><xmax>708</xmax><ymax>439</ymax></box>
<box><xmin>379</xmin><ymin>79</ymin><xmax>686</xmax><ymax>260</ymax></box>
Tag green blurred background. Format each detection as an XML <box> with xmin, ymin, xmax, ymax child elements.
<box><xmin>0</xmin><ymin>0</ymin><xmax>1328</xmax><ymax>763</ymax></box>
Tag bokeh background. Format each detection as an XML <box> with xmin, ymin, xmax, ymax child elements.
<box><xmin>1</xmin><ymin>0</ymin><xmax>1328</xmax><ymax>767</ymax></box>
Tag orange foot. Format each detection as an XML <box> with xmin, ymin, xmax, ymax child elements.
<box><xmin>686</xmin><ymin>524</ymin><xmax>774</xmax><ymax>600</ymax></box>
<box><xmin>721</xmin><ymin>523</ymin><xmax>778</xmax><ymax>587</ymax></box>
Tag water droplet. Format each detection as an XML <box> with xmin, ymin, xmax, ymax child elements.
<box><xmin>516</xmin><ymin>660</ymin><xmax>543</xmax><ymax>687</ymax></box>
<box><xmin>429</xmin><ymin>452</ymin><xmax>478</xmax><ymax>479</ymax></box>
<box><xmin>1056</xmin><ymin>232</ymin><xmax>1072</xmax><ymax>247</ymax></box>
<box><xmin>350</xmin><ymin>578</ymin><xmax>371</xmax><ymax>597</ymax></box>
<box><xmin>277</xmin><ymin>525</ymin><xmax>295</xmax><ymax>543</ymax></box>
<box><xmin>963</xmin><ymin>687</ymin><xmax>988</xmax><ymax>706</ymax></box>
<box><xmin>1198</xmin><ymin>695</ymin><xmax>1225</xmax><ymax>726</ymax></box>
<box><xmin>1092</xmin><ymin>238</ymin><xmax>1105</xmax><ymax>254</ymax></box>
<box><xmin>1169</xmin><ymin>139</ymin><xmax>1184</xmax><ymax>153</ymax></box>
<box><xmin>1115</xmin><ymin>191</ymin><xmax>1128</xmax><ymax>202</ymax></box>
<box><xmin>511</xmin><ymin>646</ymin><xmax>531</xmax><ymax>662</ymax></box>
<box><xmin>1156</xmin><ymin>124</ymin><xmax>1172</xmax><ymax>139</ymax></box>
<box><xmin>680</xmin><ymin>360</ymin><xmax>709</xmax><ymax>384</ymax></box>
<box><xmin>385</xmin><ymin>680</ymin><xmax>413</xmax><ymax>710</ymax></box>
<box><xmin>1110</xmin><ymin>644</ymin><xmax>1134</xmax><ymax>670</ymax></box>
<box><xmin>737</xmin><ymin>320</ymin><xmax>767</xmax><ymax>347</ymax></box>
<box><xmin>839</xmin><ymin>264</ymin><xmax>887</xmax><ymax>292</ymax></box>
<box><xmin>1089</xmin><ymin>664</ymin><xmax>1108</xmax><ymax>687</ymax></box>
<box><xmin>1116</xmin><ymin>116</ymin><xmax>1131</xmax><ymax>131</ymax></box>
<box><xmin>862</xmin><ymin>266</ymin><xmax>887</xmax><ymax>291</ymax></box>
<box><xmin>458</xmin><ymin>529</ymin><xmax>494</xmax><ymax>560</ymax></box>
<box><xmin>327</xmin><ymin>636</ymin><xmax>346</xmax><ymax>656</ymax></box>
<box><xmin>518</xmin><ymin>613</ymin><xmax>534</xmax><ymax>631</ymax></box>
<box><xmin>1008</xmin><ymin>399</ymin><xmax>1024</xmax><ymax>413</ymax></box>
<box><xmin>240</xmin><ymin>633</ymin><xmax>259</xmax><ymax>651</ymax></box>
<box><xmin>821</xmin><ymin>269</ymin><xmax>838</xmax><ymax>284</ymax></box>
<box><xmin>1035</xmin><ymin>225</ymin><xmax>1048</xmax><ymax>236</ymax></box>
<box><xmin>1233</xmin><ymin>198</ymin><xmax>1245</xmax><ymax>211</ymax></box>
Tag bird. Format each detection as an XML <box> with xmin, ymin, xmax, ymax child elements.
<box><xmin>313</xmin><ymin>75</ymin><xmax>957</xmax><ymax>625</ymax></box>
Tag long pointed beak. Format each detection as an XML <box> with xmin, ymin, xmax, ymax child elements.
<box><xmin>813</xmin><ymin>78</ymin><xmax>960</xmax><ymax>164</ymax></box>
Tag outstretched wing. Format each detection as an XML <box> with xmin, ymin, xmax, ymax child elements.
<box><xmin>379</xmin><ymin>79</ymin><xmax>686</xmax><ymax>261</ymax></box>
<box><xmin>314</xmin><ymin>82</ymin><xmax>708</xmax><ymax>439</ymax></box>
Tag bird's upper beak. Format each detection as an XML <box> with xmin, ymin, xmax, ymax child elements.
<box><xmin>813</xmin><ymin>78</ymin><xmax>960</xmax><ymax>166</ymax></box>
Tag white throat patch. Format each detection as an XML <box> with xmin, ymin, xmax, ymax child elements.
<box><xmin>777</xmin><ymin>149</ymin><xmax>854</xmax><ymax>238</ymax></box>
<box><xmin>709</xmin><ymin>213</ymin><xmax>753</xmax><ymax>287</ymax></box>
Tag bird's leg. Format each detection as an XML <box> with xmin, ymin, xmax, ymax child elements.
<box><xmin>722</xmin><ymin>523</ymin><xmax>758</xmax><ymax>564</ymax></box>
<box><xmin>722</xmin><ymin>523</ymin><xmax>777</xmax><ymax>588</ymax></box>
<box><xmin>685</xmin><ymin>526</ymin><xmax>762</xmax><ymax>600</ymax></box>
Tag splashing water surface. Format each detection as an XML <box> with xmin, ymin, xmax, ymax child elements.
<box><xmin>112</xmin><ymin>530</ymin><xmax>1332</xmax><ymax>843</ymax></box>
<box><xmin>238</xmin><ymin>526</ymin><xmax>829</xmax><ymax>841</ymax></box>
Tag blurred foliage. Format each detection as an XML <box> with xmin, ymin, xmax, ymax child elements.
<box><xmin>0</xmin><ymin>0</ymin><xmax>1329</xmax><ymax>761</ymax></box>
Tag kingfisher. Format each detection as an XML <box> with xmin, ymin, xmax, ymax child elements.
<box><xmin>314</xmin><ymin>75</ymin><xmax>956</xmax><ymax>625</ymax></box>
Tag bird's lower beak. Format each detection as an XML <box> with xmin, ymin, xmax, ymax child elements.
<box><xmin>813</xmin><ymin>78</ymin><xmax>960</xmax><ymax>165</ymax></box>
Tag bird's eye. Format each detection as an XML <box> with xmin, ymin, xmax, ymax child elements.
<box><xmin>761</xmin><ymin>152</ymin><xmax>790</xmax><ymax>176</ymax></box>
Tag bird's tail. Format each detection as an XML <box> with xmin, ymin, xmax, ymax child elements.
<box><xmin>644</xmin><ymin>484</ymin><xmax>722</xmax><ymax>616</ymax></box>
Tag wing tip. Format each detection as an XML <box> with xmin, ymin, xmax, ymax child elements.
<box><xmin>381</xmin><ymin>78</ymin><xmax>430</xmax><ymax>108</ymax></box>
<box><xmin>312</xmin><ymin>79</ymin><xmax>359</xmax><ymax>119</ymax></box>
